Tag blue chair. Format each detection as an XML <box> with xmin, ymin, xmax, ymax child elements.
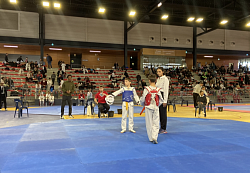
<box><xmin>14</xmin><ymin>99</ymin><xmax>29</xmax><ymax>118</ymax></box>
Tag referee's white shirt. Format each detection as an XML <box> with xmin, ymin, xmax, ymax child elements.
<box><xmin>193</xmin><ymin>84</ymin><xmax>202</xmax><ymax>94</ymax></box>
<box><xmin>156</xmin><ymin>75</ymin><xmax>169</xmax><ymax>103</ymax></box>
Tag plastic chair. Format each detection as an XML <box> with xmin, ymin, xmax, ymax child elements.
<box><xmin>167</xmin><ymin>98</ymin><xmax>177</xmax><ymax>112</ymax></box>
<box><xmin>14</xmin><ymin>99</ymin><xmax>29</xmax><ymax>118</ymax></box>
<box><xmin>195</xmin><ymin>106</ymin><xmax>206</xmax><ymax>117</ymax></box>
<box><xmin>84</xmin><ymin>98</ymin><xmax>94</xmax><ymax>115</ymax></box>
<box><xmin>207</xmin><ymin>100</ymin><xmax>216</xmax><ymax>111</ymax></box>
<box><xmin>181</xmin><ymin>98</ymin><xmax>188</xmax><ymax>106</ymax></box>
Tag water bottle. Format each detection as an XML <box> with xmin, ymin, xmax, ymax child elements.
<box><xmin>214</xmin><ymin>106</ymin><xmax>217</xmax><ymax>111</ymax></box>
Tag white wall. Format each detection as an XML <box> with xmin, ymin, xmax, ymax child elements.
<box><xmin>0</xmin><ymin>10</ymin><xmax>38</xmax><ymax>38</ymax></box>
<box><xmin>1</xmin><ymin>10</ymin><xmax>250</xmax><ymax>51</ymax></box>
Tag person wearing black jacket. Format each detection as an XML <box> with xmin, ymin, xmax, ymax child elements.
<box><xmin>196</xmin><ymin>91</ymin><xmax>207</xmax><ymax>117</ymax></box>
<box><xmin>245</xmin><ymin>74</ymin><xmax>249</xmax><ymax>85</ymax></box>
<box><xmin>5</xmin><ymin>53</ymin><xmax>8</xmax><ymax>63</ymax></box>
<box><xmin>136</xmin><ymin>73</ymin><xmax>141</xmax><ymax>82</ymax></box>
<box><xmin>0</xmin><ymin>82</ymin><xmax>7</xmax><ymax>111</ymax></box>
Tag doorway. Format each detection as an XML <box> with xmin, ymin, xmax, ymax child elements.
<box><xmin>70</xmin><ymin>53</ymin><xmax>82</xmax><ymax>68</ymax></box>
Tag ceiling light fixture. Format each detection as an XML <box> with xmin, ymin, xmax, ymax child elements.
<box><xmin>220</xmin><ymin>20</ymin><xmax>228</xmax><ymax>24</ymax></box>
<box><xmin>90</xmin><ymin>50</ymin><xmax>101</xmax><ymax>53</ymax></box>
<box><xmin>158</xmin><ymin>2</ymin><xmax>162</xmax><ymax>7</ymax></box>
<box><xmin>187</xmin><ymin>17</ymin><xmax>195</xmax><ymax>22</ymax></box>
<box><xmin>49</xmin><ymin>48</ymin><xmax>62</xmax><ymax>50</ymax></box>
<box><xmin>10</xmin><ymin>0</ymin><xmax>17</xmax><ymax>3</ymax></box>
<box><xmin>196</xmin><ymin>18</ymin><xmax>203</xmax><ymax>22</ymax></box>
<box><xmin>4</xmin><ymin>45</ymin><xmax>18</xmax><ymax>48</ymax></box>
<box><xmin>42</xmin><ymin>1</ymin><xmax>49</xmax><ymax>7</ymax></box>
<box><xmin>161</xmin><ymin>15</ymin><xmax>168</xmax><ymax>19</ymax></box>
<box><xmin>129</xmin><ymin>11</ymin><xmax>136</xmax><ymax>16</ymax></box>
<box><xmin>99</xmin><ymin>8</ymin><xmax>105</xmax><ymax>13</ymax></box>
<box><xmin>204</xmin><ymin>56</ymin><xmax>213</xmax><ymax>58</ymax></box>
<box><xmin>54</xmin><ymin>3</ymin><xmax>61</xmax><ymax>8</ymax></box>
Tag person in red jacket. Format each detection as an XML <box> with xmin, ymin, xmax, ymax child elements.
<box><xmin>78</xmin><ymin>90</ymin><xmax>85</xmax><ymax>106</ymax></box>
<box><xmin>94</xmin><ymin>85</ymin><xmax>110</xmax><ymax>117</ymax></box>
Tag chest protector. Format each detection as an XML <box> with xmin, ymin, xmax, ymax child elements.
<box><xmin>122</xmin><ymin>88</ymin><xmax>134</xmax><ymax>102</ymax></box>
<box><xmin>145</xmin><ymin>87</ymin><xmax>160</xmax><ymax>106</ymax></box>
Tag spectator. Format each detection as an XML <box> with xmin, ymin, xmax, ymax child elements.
<box><xmin>29</xmin><ymin>61</ymin><xmax>34</xmax><ymax>70</ymax></box>
<box><xmin>7</xmin><ymin>77</ymin><xmax>13</xmax><ymax>89</ymax></box>
<box><xmin>37</xmin><ymin>72</ymin><xmax>43</xmax><ymax>83</ymax></box>
<box><xmin>60</xmin><ymin>78</ymin><xmax>64</xmax><ymax>89</ymax></box>
<box><xmin>57</xmin><ymin>74</ymin><xmax>63</xmax><ymax>85</ymax></box>
<box><xmin>46</xmin><ymin>54</ymin><xmax>52</xmax><ymax>69</ymax></box>
<box><xmin>41</xmin><ymin>78</ymin><xmax>47</xmax><ymax>90</ymax></box>
<box><xmin>58</xmin><ymin>60</ymin><xmax>62</xmax><ymax>68</ymax></box>
<box><xmin>245</xmin><ymin>74</ymin><xmax>249</xmax><ymax>85</ymax></box>
<box><xmin>50</xmin><ymin>85</ymin><xmax>54</xmax><ymax>93</ymax></box>
<box><xmin>45</xmin><ymin>91</ymin><xmax>51</xmax><ymax>106</ymax></box>
<box><xmin>18</xmin><ymin>68</ymin><xmax>24</xmax><ymax>75</ymax></box>
<box><xmin>136</xmin><ymin>73</ymin><xmax>141</xmax><ymax>82</ymax></box>
<box><xmin>124</xmin><ymin>70</ymin><xmax>129</xmax><ymax>78</ymax></box>
<box><xmin>61</xmin><ymin>61</ymin><xmax>66</xmax><ymax>72</ymax></box>
<box><xmin>41</xmin><ymin>65</ymin><xmax>47</xmax><ymax>78</ymax></box>
<box><xmin>57</xmin><ymin>69</ymin><xmax>64</xmax><ymax>78</ymax></box>
<box><xmin>17</xmin><ymin>56</ymin><xmax>23</xmax><ymax>63</ymax></box>
<box><xmin>47</xmin><ymin>78</ymin><xmax>52</xmax><ymax>90</ymax></box>
<box><xmin>33</xmin><ymin>67</ymin><xmax>38</xmax><ymax>78</ymax></box>
<box><xmin>26</xmin><ymin>62</ymin><xmax>30</xmax><ymax>71</ymax></box>
<box><xmin>49</xmin><ymin>93</ymin><xmax>54</xmax><ymax>106</ymax></box>
<box><xmin>26</xmin><ymin>71</ymin><xmax>33</xmax><ymax>82</ymax></box>
<box><xmin>141</xmin><ymin>79</ymin><xmax>147</xmax><ymax>88</ymax></box>
<box><xmin>78</xmin><ymin>90</ymin><xmax>85</xmax><ymax>106</ymax></box>
<box><xmin>114</xmin><ymin>62</ymin><xmax>119</xmax><ymax>69</ymax></box>
<box><xmin>34</xmin><ymin>61</ymin><xmax>38</xmax><ymax>68</ymax></box>
<box><xmin>82</xmin><ymin>65</ymin><xmax>88</xmax><ymax>74</ymax></box>
<box><xmin>39</xmin><ymin>92</ymin><xmax>45</xmax><ymax>106</ymax></box>
<box><xmin>25</xmin><ymin>57</ymin><xmax>28</xmax><ymax>63</ymax></box>
<box><xmin>0</xmin><ymin>82</ymin><xmax>7</xmax><ymax>111</ymax></box>
<box><xmin>51</xmin><ymin>72</ymin><xmax>56</xmax><ymax>85</ymax></box>
<box><xmin>87</xmin><ymin>88</ymin><xmax>93</xmax><ymax>100</ymax></box>
<box><xmin>5</xmin><ymin>53</ymin><xmax>8</xmax><ymax>63</ymax></box>
<box><xmin>39</xmin><ymin>58</ymin><xmax>45</xmax><ymax>67</ymax></box>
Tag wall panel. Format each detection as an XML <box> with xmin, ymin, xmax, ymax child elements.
<box><xmin>128</xmin><ymin>23</ymin><xmax>161</xmax><ymax>46</ymax></box>
<box><xmin>0</xmin><ymin>10</ymin><xmax>38</xmax><ymax>38</ymax></box>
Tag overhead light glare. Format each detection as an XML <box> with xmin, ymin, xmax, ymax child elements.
<box><xmin>43</xmin><ymin>1</ymin><xmax>49</xmax><ymax>7</ymax></box>
<box><xmin>204</xmin><ymin>56</ymin><xmax>213</xmax><ymax>58</ymax></box>
<box><xmin>54</xmin><ymin>3</ymin><xmax>60</xmax><ymax>8</ymax></box>
<box><xmin>49</xmin><ymin>48</ymin><xmax>62</xmax><ymax>51</ymax></box>
<box><xmin>220</xmin><ymin>20</ymin><xmax>228</xmax><ymax>24</ymax></box>
<box><xmin>161</xmin><ymin>15</ymin><xmax>168</xmax><ymax>19</ymax></box>
<box><xmin>4</xmin><ymin>45</ymin><xmax>18</xmax><ymax>48</ymax></box>
<box><xmin>158</xmin><ymin>2</ymin><xmax>162</xmax><ymax>7</ymax></box>
<box><xmin>129</xmin><ymin>11</ymin><xmax>136</xmax><ymax>16</ymax></box>
<box><xmin>90</xmin><ymin>50</ymin><xmax>101</xmax><ymax>53</ymax></box>
<box><xmin>99</xmin><ymin>8</ymin><xmax>105</xmax><ymax>13</ymax></box>
<box><xmin>246</xmin><ymin>22</ymin><xmax>250</xmax><ymax>27</ymax></box>
<box><xmin>196</xmin><ymin>18</ymin><xmax>203</xmax><ymax>22</ymax></box>
<box><xmin>187</xmin><ymin>17</ymin><xmax>195</xmax><ymax>22</ymax></box>
<box><xmin>10</xmin><ymin>0</ymin><xmax>17</xmax><ymax>3</ymax></box>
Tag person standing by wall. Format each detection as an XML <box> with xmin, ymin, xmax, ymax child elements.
<box><xmin>5</xmin><ymin>53</ymin><xmax>8</xmax><ymax>63</ymax></box>
<box><xmin>193</xmin><ymin>82</ymin><xmax>203</xmax><ymax>107</ymax></box>
<box><xmin>156</xmin><ymin>67</ymin><xmax>169</xmax><ymax>134</ymax></box>
<box><xmin>0</xmin><ymin>82</ymin><xmax>7</xmax><ymax>111</ymax></box>
<box><xmin>61</xmin><ymin>75</ymin><xmax>75</xmax><ymax>119</ymax></box>
<box><xmin>46</xmin><ymin>54</ymin><xmax>52</xmax><ymax>69</ymax></box>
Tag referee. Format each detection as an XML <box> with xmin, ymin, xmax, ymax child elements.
<box><xmin>193</xmin><ymin>82</ymin><xmax>203</xmax><ymax>107</ymax></box>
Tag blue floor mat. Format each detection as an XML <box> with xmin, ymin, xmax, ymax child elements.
<box><xmin>28</xmin><ymin>105</ymin><xmax>144</xmax><ymax>115</ymax></box>
<box><xmin>1</xmin><ymin>117</ymin><xmax>250</xmax><ymax>173</ymax></box>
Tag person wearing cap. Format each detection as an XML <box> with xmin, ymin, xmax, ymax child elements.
<box><xmin>94</xmin><ymin>85</ymin><xmax>110</xmax><ymax>117</ymax></box>
<box><xmin>193</xmin><ymin>81</ymin><xmax>203</xmax><ymax>107</ymax></box>
<box><xmin>0</xmin><ymin>82</ymin><xmax>7</xmax><ymax>111</ymax></box>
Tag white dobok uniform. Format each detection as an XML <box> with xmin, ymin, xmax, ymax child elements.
<box><xmin>140</xmin><ymin>86</ymin><xmax>163</xmax><ymax>141</ymax></box>
<box><xmin>112</xmin><ymin>87</ymin><xmax>140</xmax><ymax>131</ymax></box>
